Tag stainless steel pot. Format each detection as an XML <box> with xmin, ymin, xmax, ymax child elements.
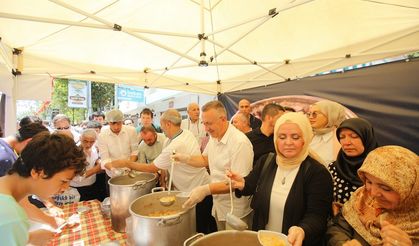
<box><xmin>184</xmin><ymin>230</ymin><xmax>262</xmax><ymax>246</ymax></box>
<box><xmin>108</xmin><ymin>172</ymin><xmax>157</xmax><ymax>232</ymax></box>
<box><xmin>129</xmin><ymin>190</ymin><xmax>196</xmax><ymax>246</ymax></box>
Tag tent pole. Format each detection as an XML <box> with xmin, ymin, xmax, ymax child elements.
<box><xmin>207</xmin><ymin>38</ymin><xmax>287</xmax><ymax>80</ymax></box>
<box><xmin>212</xmin><ymin>16</ymin><xmax>271</xmax><ymax>59</ymax></box>
<box><xmin>207</xmin><ymin>0</ymin><xmax>314</xmax><ymax>36</ymax></box>
<box><xmin>199</xmin><ymin>0</ymin><xmax>207</xmax><ymax>65</ymax></box>
<box><xmin>220</xmin><ymin>79</ymin><xmax>286</xmax><ymax>84</ymax></box>
<box><xmin>210</xmin><ymin>0</ymin><xmax>223</xmax><ymax>11</ymax></box>
<box><xmin>0</xmin><ymin>12</ymin><xmax>111</xmax><ymax>30</ymax></box>
<box><xmin>149</xmin><ymin>40</ymin><xmax>201</xmax><ymax>85</ymax></box>
<box><xmin>206</xmin><ymin>14</ymin><xmax>268</xmax><ymax>36</ymax></box>
<box><xmin>0</xmin><ymin>12</ymin><xmax>195</xmax><ymax>38</ymax></box>
<box><xmin>159</xmin><ymin>61</ymin><xmax>282</xmax><ymax>72</ymax></box>
<box><xmin>126</xmin><ymin>27</ymin><xmax>196</xmax><ymax>38</ymax></box>
<box><xmin>189</xmin><ymin>0</ymin><xmax>211</xmax><ymax>12</ymax></box>
<box><xmin>48</xmin><ymin>0</ymin><xmax>200</xmax><ymax>63</ymax></box>
<box><xmin>357</xmin><ymin>27</ymin><xmax>419</xmax><ymax>54</ymax></box>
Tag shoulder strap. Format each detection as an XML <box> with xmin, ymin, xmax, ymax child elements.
<box><xmin>260</xmin><ymin>152</ymin><xmax>275</xmax><ymax>180</ymax></box>
<box><xmin>253</xmin><ymin>152</ymin><xmax>275</xmax><ymax>196</ymax></box>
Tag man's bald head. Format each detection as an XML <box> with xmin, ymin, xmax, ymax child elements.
<box><xmin>238</xmin><ymin>99</ymin><xmax>251</xmax><ymax>116</ymax></box>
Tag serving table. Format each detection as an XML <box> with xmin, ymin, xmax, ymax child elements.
<box><xmin>47</xmin><ymin>200</ymin><xmax>127</xmax><ymax>246</ymax></box>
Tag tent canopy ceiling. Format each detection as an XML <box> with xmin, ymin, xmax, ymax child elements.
<box><xmin>0</xmin><ymin>0</ymin><xmax>418</xmax><ymax>94</ymax></box>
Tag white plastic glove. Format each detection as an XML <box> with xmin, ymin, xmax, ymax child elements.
<box><xmin>182</xmin><ymin>184</ymin><xmax>211</xmax><ymax>209</ymax></box>
<box><xmin>171</xmin><ymin>152</ymin><xmax>191</xmax><ymax>164</ymax></box>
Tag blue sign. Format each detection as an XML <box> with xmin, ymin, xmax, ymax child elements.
<box><xmin>117</xmin><ymin>85</ymin><xmax>144</xmax><ymax>103</ymax></box>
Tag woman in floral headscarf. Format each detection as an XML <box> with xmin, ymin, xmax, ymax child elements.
<box><xmin>327</xmin><ymin>145</ymin><xmax>418</xmax><ymax>246</ymax></box>
<box><xmin>308</xmin><ymin>100</ymin><xmax>346</xmax><ymax>166</ymax></box>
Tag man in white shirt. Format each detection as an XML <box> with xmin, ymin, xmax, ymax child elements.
<box><xmin>104</xmin><ymin>109</ymin><xmax>216</xmax><ymax>233</ymax></box>
<box><xmin>180</xmin><ymin>102</ymin><xmax>208</xmax><ymax>152</ymax></box>
<box><xmin>97</xmin><ymin>109</ymin><xmax>138</xmax><ymax>178</ymax></box>
<box><xmin>52</xmin><ymin>114</ymin><xmax>80</xmax><ymax>143</ymax></box>
<box><xmin>173</xmin><ymin>100</ymin><xmax>254</xmax><ymax>230</ymax></box>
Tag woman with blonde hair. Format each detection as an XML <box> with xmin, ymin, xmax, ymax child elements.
<box><xmin>327</xmin><ymin>145</ymin><xmax>418</xmax><ymax>246</ymax></box>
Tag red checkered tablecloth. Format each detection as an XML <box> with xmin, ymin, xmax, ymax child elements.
<box><xmin>47</xmin><ymin>200</ymin><xmax>127</xmax><ymax>246</ymax></box>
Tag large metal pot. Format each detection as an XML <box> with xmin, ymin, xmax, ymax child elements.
<box><xmin>129</xmin><ymin>190</ymin><xmax>196</xmax><ymax>246</ymax></box>
<box><xmin>184</xmin><ymin>230</ymin><xmax>262</xmax><ymax>246</ymax></box>
<box><xmin>108</xmin><ymin>172</ymin><xmax>157</xmax><ymax>232</ymax></box>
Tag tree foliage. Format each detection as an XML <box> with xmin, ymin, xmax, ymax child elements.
<box><xmin>91</xmin><ymin>81</ymin><xmax>115</xmax><ymax>112</ymax></box>
<box><xmin>46</xmin><ymin>78</ymin><xmax>115</xmax><ymax>124</ymax></box>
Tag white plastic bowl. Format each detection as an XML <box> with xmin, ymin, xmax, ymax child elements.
<box><xmin>257</xmin><ymin>230</ymin><xmax>290</xmax><ymax>246</ymax></box>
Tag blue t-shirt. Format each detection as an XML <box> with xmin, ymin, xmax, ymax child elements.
<box><xmin>0</xmin><ymin>139</ymin><xmax>17</xmax><ymax>177</ymax></box>
<box><xmin>0</xmin><ymin>194</ymin><xmax>29</xmax><ymax>245</ymax></box>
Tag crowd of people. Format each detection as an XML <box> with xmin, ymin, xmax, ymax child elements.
<box><xmin>0</xmin><ymin>99</ymin><xmax>417</xmax><ymax>246</ymax></box>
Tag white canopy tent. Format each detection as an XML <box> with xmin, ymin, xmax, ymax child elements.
<box><xmin>1</xmin><ymin>0</ymin><xmax>419</xmax><ymax>135</ymax></box>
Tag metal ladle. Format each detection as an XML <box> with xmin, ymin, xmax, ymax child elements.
<box><xmin>128</xmin><ymin>170</ymin><xmax>137</xmax><ymax>178</ymax></box>
<box><xmin>226</xmin><ymin>177</ymin><xmax>248</xmax><ymax>230</ymax></box>
<box><xmin>159</xmin><ymin>150</ymin><xmax>176</xmax><ymax>206</ymax></box>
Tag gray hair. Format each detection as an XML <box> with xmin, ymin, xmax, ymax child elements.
<box><xmin>233</xmin><ymin>112</ymin><xmax>250</xmax><ymax>125</ymax></box>
<box><xmin>52</xmin><ymin>114</ymin><xmax>71</xmax><ymax>126</ymax></box>
<box><xmin>160</xmin><ymin>109</ymin><xmax>182</xmax><ymax>126</ymax></box>
<box><xmin>187</xmin><ymin>102</ymin><xmax>199</xmax><ymax>111</ymax></box>
<box><xmin>202</xmin><ymin>100</ymin><xmax>227</xmax><ymax>117</ymax></box>
<box><xmin>81</xmin><ymin>128</ymin><xmax>97</xmax><ymax>139</ymax></box>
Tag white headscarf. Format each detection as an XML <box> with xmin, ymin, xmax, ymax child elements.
<box><xmin>312</xmin><ymin>100</ymin><xmax>346</xmax><ymax>135</ymax></box>
<box><xmin>273</xmin><ymin>112</ymin><xmax>322</xmax><ymax>168</ymax></box>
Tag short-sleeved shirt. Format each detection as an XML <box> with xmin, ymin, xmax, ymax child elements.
<box><xmin>246</xmin><ymin>127</ymin><xmax>274</xmax><ymax>165</ymax></box>
<box><xmin>0</xmin><ymin>194</ymin><xmax>29</xmax><ymax>245</ymax></box>
<box><xmin>137</xmin><ymin>133</ymin><xmax>166</xmax><ymax>164</ymax></box>
<box><xmin>153</xmin><ymin>129</ymin><xmax>210</xmax><ymax>192</ymax></box>
<box><xmin>0</xmin><ymin>139</ymin><xmax>17</xmax><ymax>177</ymax></box>
<box><xmin>203</xmin><ymin>124</ymin><xmax>253</xmax><ymax>221</ymax></box>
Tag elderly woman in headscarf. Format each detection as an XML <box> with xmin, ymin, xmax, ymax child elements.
<box><xmin>229</xmin><ymin>112</ymin><xmax>333</xmax><ymax>246</ymax></box>
<box><xmin>327</xmin><ymin>146</ymin><xmax>418</xmax><ymax>246</ymax></box>
<box><xmin>329</xmin><ymin>118</ymin><xmax>379</xmax><ymax>215</ymax></box>
<box><xmin>307</xmin><ymin>100</ymin><xmax>346</xmax><ymax>166</ymax></box>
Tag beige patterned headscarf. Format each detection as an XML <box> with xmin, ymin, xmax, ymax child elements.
<box><xmin>312</xmin><ymin>100</ymin><xmax>346</xmax><ymax>135</ymax></box>
<box><xmin>342</xmin><ymin>146</ymin><xmax>419</xmax><ymax>245</ymax></box>
<box><xmin>274</xmin><ymin>112</ymin><xmax>324</xmax><ymax>168</ymax></box>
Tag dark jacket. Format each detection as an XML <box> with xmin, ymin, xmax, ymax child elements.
<box><xmin>236</xmin><ymin>153</ymin><xmax>333</xmax><ymax>246</ymax></box>
<box><xmin>326</xmin><ymin>213</ymin><xmax>369</xmax><ymax>246</ymax></box>
<box><xmin>249</xmin><ymin>114</ymin><xmax>262</xmax><ymax>130</ymax></box>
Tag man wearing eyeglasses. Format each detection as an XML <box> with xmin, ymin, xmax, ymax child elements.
<box><xmin>52</xmin><ymin>114</ymin><xmax>80</xmax><ymax>143</ymax></box>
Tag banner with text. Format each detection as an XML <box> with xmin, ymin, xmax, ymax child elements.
<box><xmin>68</xmin><ymin>80</ymin><xmax>88</xmax><ymax>108</ymax></box>
<box><xmin>117</xmin><ymin>85</ymin><xmax>144</xmax><ymax>103</ymax></box>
